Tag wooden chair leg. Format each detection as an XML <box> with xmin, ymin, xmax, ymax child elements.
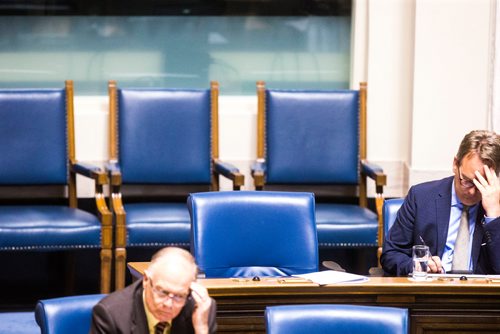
<box><xmin>115</xmin><ymin>247</ymin><xmax>126</xmax><ymax>291</ymax></box>
<box><xmin>100</xmin><ymin>248</ymin><xmax>112</xmax><ymax>294</ymax></box>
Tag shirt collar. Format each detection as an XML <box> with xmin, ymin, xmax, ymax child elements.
<box><xmin>451</xmin><ymin>181</ymin><xmax>460</xmax><ymax>207</ymax></box>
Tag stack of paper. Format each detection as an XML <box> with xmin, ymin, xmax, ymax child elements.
<box><xmin>293</xmin><ymin>270</ymin><xmax>369</xmax><ymax>285</ymax></box>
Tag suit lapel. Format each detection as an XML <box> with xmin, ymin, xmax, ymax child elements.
<box><xmin>131</xmin><ymin>280</ymin><xmax>149</xmax><ymax>334</ymax></box>
<box><xmin>471</xmin><ymin>205</ymin><xmax>485</xmax><ymax>269</ymax></box>
<box><xmin>435</xmin><ymin>177</ymin><xmax>453</xmax><ymax>257</ymax></box>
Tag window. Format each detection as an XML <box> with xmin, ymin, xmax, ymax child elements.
<box><xmin>0</xmin><ymin>1</ymin><xmax>352</xmax><ymax>95</ymax></box>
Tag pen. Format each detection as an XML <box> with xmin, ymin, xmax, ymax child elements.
<box><xmin>419</xmin><ymin>235</ymin><xmax>426</xmax><ymax>246</ymax></box>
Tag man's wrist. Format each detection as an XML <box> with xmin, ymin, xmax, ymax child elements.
<box><xmin>194</xmin><ymin>325</ymin><xmax>209</xmax><ymax>334</ymax></box>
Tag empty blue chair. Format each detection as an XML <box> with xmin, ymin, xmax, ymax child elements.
<box><xmin>107</xmin><ymin>81</ymin><xmax>244</xmax><ymax>290</ymax></box>
<box><xmin>265</xmin><ymin>304</ymin><xmax>408</xmax><ymax>334</ymax></box>
<box><xmin>188</xmin><ymin>191</ymin><xmax>319</xmax><ymax>278</ymax></box>
<box><xmin>0</xmin><ymin>312</ymin><xmax>38</xmax><ymax>334</ymax></box>
<box><xmin>369</xmin><ymin>198</ymin><xmax>405</xmax><ymax>275</ymax></box>
<box><xmin>251</xmin><ymin>82</ymin><xmax>387</xmax><ymax>255</ymax></box>
<box><xmin>0</xmin><ymin>81</ymin><xmax>112</xmax><ymax>293</ymax></box>
<box><xmin>383</xmin><ymin>198</ymin><xmax>404</xmax><ymax>236</ymax></box>
<box><xmin>35</xmin><ymin>294</ymin><xmax>105</xmax><ymax>334</ymax></box>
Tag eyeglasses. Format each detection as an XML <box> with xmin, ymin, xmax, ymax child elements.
<box><xmin>458</xmin><ymin>167</ymin><xmax>475</xmax><ymax>189</ymax></box>
<box><xmin>148</xmin><ymin>277</ymin><xmax>189</xmax><ymax>304</ymax></box>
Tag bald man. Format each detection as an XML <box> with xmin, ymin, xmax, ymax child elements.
<box><xmin>90</xmin><ymin>247</ymin><xmax>217</xmax><ymax>334</ymax></box>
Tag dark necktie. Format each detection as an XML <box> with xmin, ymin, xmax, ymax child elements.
<box><xmin>155</xmin><ymin>322</ymin><xmax>170</xmax><ymax>334</ymax></box>
<box><xmin>452</xmin><ymin>205</ymin><xmax>470</xmax><ymax>271</ymax></box>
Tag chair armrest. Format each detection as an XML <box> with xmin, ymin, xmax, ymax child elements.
<box><xmin>103</xmin><ymin>162</ymin><xmax>125</xmax><ymax>214</ymax></box>
<box><xmin>71</xmin><ymin>162</ymin><xmax>107</xmax><ymax>185</ymax></box>
<box><xmin>361</xmin><ymin>160</ymin><xmax>386</xmax><ymax>194</ymax></box>
<box><xmin>251</xmin><ymin>159</ymin><xmax>266</xmax><ymax>190</ymax></box>
<box><xmin>105</xmin><ymin>161</ymin><xmax>122</xmax><ymax>187</ymax></box>
<box><xmin>70</xmin><ymin>162</ymin><xmax>110</xmax><ymax>213</ymax></box>
<box><xmin>70</xmin><ymin>162</ymin><xmax>112</xmax><ymax>278</ymax></box>
<box><xmin>361</xmin><ymin>160</ymin><xmax>387</xmax><ymax>261</ymax></box>
<box><xmin>103</xmin><ymin>162</ymin><xmax>126</xmax><ymax>287</ymax></box>
<box><xmin>214</xmin><ymin>159</ymin><xmax>244</xmax><ymax>190</ymax></box>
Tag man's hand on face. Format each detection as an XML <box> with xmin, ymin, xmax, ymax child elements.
<box><xmin>190</xmin><ymin>281</ymin><xmax>212</xmax><ymax>334</ymax></box>
<box><xmin>473</xmin><ymin>165</ymin><xmax>500</xmax><ymax>218</ymax></box>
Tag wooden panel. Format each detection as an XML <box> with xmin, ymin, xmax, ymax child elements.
<box><xmin>412</xmin><ymin>314</ymin><xmax>500</xmax><ymax>334</ymax></box>
<box><xmin>128</xmin><ymin>263</ymin><xmax>500</xmax><ymax>334</ymax></box>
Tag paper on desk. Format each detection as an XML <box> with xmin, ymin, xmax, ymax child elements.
<box><xmin>293</xmin><ymin>270</ymin><xmax>369</xmax><ymax>285</ymax></box>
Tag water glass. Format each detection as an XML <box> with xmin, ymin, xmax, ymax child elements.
<box><xmin>412</xmin><ymin>245</ymin><xmax>430</xmax><ymax>281</ymax></box>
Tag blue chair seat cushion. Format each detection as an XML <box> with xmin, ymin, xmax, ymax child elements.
<box><xmin>125</xmin><ymin>203</ymin><xmax>190</xmax><ymax>247</ymax></box>
<box><xmin>316</xmin><ymin>203</ymin><xmax>378</xmax><ymax>247</ymax></box>
<box><xmin>0</xmin><ymin>206</ymin><xmax>101</xmax><ymax>250</ymax></box>
<box><xmin>0</xmin><ymin>312</ymin><xmax>38</xmax><ymax>334</ymax></box>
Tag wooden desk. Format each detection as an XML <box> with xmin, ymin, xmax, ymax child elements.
<box><xmin>128</xmin><ymin>262</ymin><xmax>500</xmax><ymax>333</ymax></box>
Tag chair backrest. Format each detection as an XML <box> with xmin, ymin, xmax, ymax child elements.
<box><xmin>264</xmin><ymin>89</ymin><xmax>359</xmax><ymax>184</ymax></box>
<box><xmin>109</xmin><ymin>81</ymin><xmax>218</xmax><ymax>189</ymax></box>
<box><xmin>35</xmin><ymin>294</ymin><xmax>105</xmax><ymax>334</ymax></box>
<box><xmin>188</xmin><ymin>191</ymin><xmax>319</xmax><ymax>277</ymax></box>
<box><xmin>383</xmin><ymin>198</ymin><xmax>404</xmax><ymax>236</ymax></box>
<box><xmin>265</xmin><ymin>304</ymin><xmax>408</xmax><ymax>334</ymax></box>
<box><xmin>257</xmin><ymin>81</ymin><xmax>366</xmax><ymax>187</ymax></box>
<box><xmin>0</xmin><ymin>82</ymin><xmax>74</xmax><ymax>199</ymax></box>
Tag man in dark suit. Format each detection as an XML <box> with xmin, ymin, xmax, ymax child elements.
<box><xmin>90</xmin><ymin>247</ymin><xmax>217</xmax><ymax>334</ymax></box>
<box><xmin>382</xmin><ymin>130</ymin><xmax>500</xmax><ymax>276</ymax></box>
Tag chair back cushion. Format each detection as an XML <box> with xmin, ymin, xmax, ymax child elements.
<box><xmin>118</xmin><ymin>88</ymin><xmax>211</xmax><ymax>184</ymax></box>
<box><xmin>0</xmin><ymin>89</ymin><xmax>67</xmax><ymax>184</ymax></box>
<box><xmin>188</xmin><ymin>191</ymin><xmax>319</xmax><ymax>277</ymax></box>
<box><xmin>124</xmin><ymin>202</ymin><xmax>191</xmax><ymax>247</ymax></box>
<box><xmin>265</xmin><ymin>304</ymin><xmax>408</xmax><ymax>334</ymax></box>
<box><xmin>383</xmin><ymin>198</ymin><xmax>404</xmax><ymax>236</ymax></box>
<box><xmin>35</xmin><ymin>294</ymin><xmax>105</xmax><ymax>334</ymax></box>
<box><xmin>265</xmin><ymin>89</ymin><xmax>359</xmax><ymax>184</ymax></box>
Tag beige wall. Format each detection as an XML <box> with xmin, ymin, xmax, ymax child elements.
<box><xmin>356</xmin><ymin>0</ymin><xmax>494</xmax><ymax>196</ymax></box>
<box><xmin>74</xmin><ymin>0</ymin><xmax>496</xmax><ymax>198</ymax></box>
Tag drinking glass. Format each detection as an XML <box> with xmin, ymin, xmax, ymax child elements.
<box><xmin>412</xmin><ymin>245</ymin><xmax>430</xmax><ymax>281</ymax></box>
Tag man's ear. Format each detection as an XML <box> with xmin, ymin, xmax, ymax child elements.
<box><xmin>143</xmin><ymin>270</ymin><xmax>150</xmax><ymax>289</ymax></box>
<box><xmin>453</xmin><ymin>157</ymin><xmax>459</xmax><ymax>173</ymax></box>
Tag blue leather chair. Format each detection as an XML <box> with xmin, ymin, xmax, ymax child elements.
<box><xmin>0</xmin><ymin>81</ymin><xmax>112</xmax><ymax>293</ymax></box>
<box><xmin>0</xmin><ymin>312</ymin><xmax>38</xmax><ymax>334</ymax></box>
<box><xmin>35</xmin><ymin>294</ymin><xmax>105</xmax><ymax>334</ymax></box>
<box><xmin>188</xmin><ymin>191</ymin><xmax>319</xmax><ymax>278</ymax></box>
<box><xmin>265</xmin><ymin>304</ymin><xmax>408</xmax><ymax>334</ymax></box>
<box><xmin>251</xmin><ymin>82</ymin><xmax>387</xmax><ymax>255</ymax></box>
<box><xmin>108</xmin><ymin>81</ymin><xmax>244</xmax><ymax>290</ymax></box>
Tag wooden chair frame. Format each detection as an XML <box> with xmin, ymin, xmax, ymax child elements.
<box><xmin>108</xmin><ymin>80</ymin><xmax>244</xmax><ymax>290</ymax></box>
<box><xmin>253</xmin><ymin>81</ymin><xmax>387</xmax><ymax>264</ymax></box>
<box><xmin>0</xmin><ymin>81</ymin><xmax>112</xmax><ymax>293</ymax></box>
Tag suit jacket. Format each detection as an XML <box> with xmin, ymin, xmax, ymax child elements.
<box><xmin>381</xmin><ymin>176</ymin><xmax>500</xmax><ymax>276</ymax></box>
<box><xmin>89</xmin><ymin>280</ymin><xmax>217</xmax><ymax>334</ymax></box>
